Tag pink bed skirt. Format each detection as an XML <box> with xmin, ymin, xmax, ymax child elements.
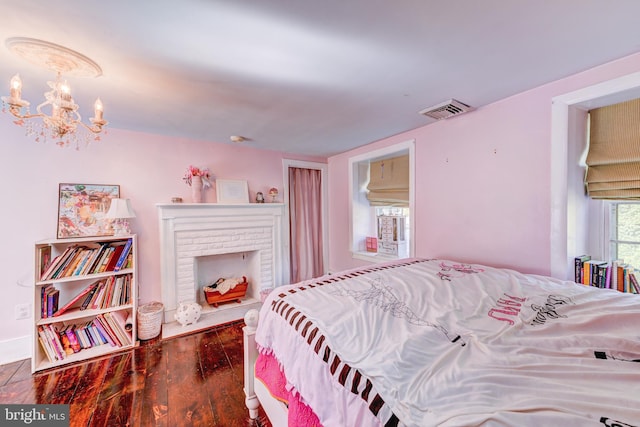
<box><xmin>254</xmin><ymin>352</ymin><xmax>323</xmax><ymax>427</ymax></box>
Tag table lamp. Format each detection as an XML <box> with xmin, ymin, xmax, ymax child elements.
<box><xmin>105</xmin><ymin>198</ymin><xmax>136</xmax><ymax>236</ymax></box>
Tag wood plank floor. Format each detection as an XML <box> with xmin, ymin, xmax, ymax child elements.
<box><xmin>0</xmin><ymin>320</ymin><xmax>272</xmax><ymax>427</ymax></box>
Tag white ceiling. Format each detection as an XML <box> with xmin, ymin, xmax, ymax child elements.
<box><xmin>2</xmin><ymin>0</ymin><xmax>640</xmax><ymax>157</ymax></box>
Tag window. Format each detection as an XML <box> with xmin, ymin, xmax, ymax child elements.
<box><xmin>550</xmin><ymin>71</ymin><xmax>640</xmax><ymax>280</ymax></box>
<box><xmin>609</xmin><ymin>202</ymin><xmax>640</xmax><ymax>269</ymax></box>
<box><xmin>584</xmin><ymin>98</ymin><xmax>640</xmax><ymax>271</ymax></box>
<box><xmin>348</xmin><ymin>140</ymin><xmax>415</xmax><ymax>262</ymax></box>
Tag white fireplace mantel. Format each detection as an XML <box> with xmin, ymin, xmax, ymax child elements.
<box><xmin>157</xmin><ymin>203</ymin><xmax>289</xmax><ymax>337</ymax></box>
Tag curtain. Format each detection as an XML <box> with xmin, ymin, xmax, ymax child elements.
<box><xmin>586</xmin><ymin>98</ymin><xmax>640</xmax><ymax>199</ymax></box>
<box><xmin>289</xmin><ymin>167</ymin><xmax>324</xmax><ymax>283</ymax></box>
<box><xmin>366</xmin><ymin>155</ymin><xmax>409</xmax><ymax>206</ymax></box>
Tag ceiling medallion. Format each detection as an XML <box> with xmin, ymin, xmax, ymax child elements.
<box><xmin>1</xmin><ymin>38</ymin><xmax>107</xmax><ymax>149</ymax></box>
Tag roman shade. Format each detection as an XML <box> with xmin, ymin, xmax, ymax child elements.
<box><xmin>586</xmin><ymin>98</ymin><xmax>640</xmax><ymax>199</ymax></box>
<box><xmin>366</xmin><ymin>155</ymin><xmax>409</xmax><ymax>206</ymax></box>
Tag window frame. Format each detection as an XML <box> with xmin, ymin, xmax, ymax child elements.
<box><xmin>551</xmin><ymin>71</ymin><xmax>640</xmax><ymax>280</ymax></box>
<box><xmin>348</xmin><ymin>139</ymin><xmax>415</xmax><ymax>263</ymax></box>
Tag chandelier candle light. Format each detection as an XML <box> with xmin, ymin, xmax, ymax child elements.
<box><xmin>1</xmin><ymin>38</ymin><xmax>107</xmax><ymax>148</ymax></box>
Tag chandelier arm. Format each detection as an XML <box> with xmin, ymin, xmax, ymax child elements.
<box><xmin>77</xmin><ymin>119</ymin><xmax>107</xmax><ymax>134</ymax></box>
<box><xmin>5</xmin><ymin>107</ymin><xmax>45</xmax><ymax>120</ymax></box>
<box><xmin>35</xmin><ymin>99</ymin><xmax>50</xmax><ymax>116</ymax></box>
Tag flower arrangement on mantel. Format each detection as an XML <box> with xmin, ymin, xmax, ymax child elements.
<box><xmin>183</xmin><ymin>165</ymin><xmax>212</xmax><ymax>189</ymax></box>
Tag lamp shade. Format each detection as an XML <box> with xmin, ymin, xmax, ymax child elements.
<box><xmin>105</xmin><ymin>198</ymin><xmax>136</xmax><ymax>219</ymax></box>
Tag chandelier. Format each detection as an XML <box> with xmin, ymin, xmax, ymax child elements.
<box><xmin>1</xmin><ymin>38</ymin><xmax>107</xmax><ymax>149</ymax></box>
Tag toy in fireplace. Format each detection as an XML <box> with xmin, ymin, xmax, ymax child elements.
<box><xmin>203</xmin><ymin>276</ymin><xmax>248</xmax><ymax>307</ymax></box>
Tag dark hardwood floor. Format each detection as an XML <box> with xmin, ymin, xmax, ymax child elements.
<box><xmin>0</xmin><ymin>320</ymin><xmax>272</xmax><ymax>427</ymax></box>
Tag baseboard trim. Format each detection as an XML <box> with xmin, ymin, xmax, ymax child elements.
<box><xmin>0</xmin><ymin>335</ymin><xmax>31</xmax><ymax>365</ymax></box>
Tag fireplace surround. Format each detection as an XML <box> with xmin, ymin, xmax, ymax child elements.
<box><xmin>157</xmin><ymin>203</ymin><xmax>288</xmax><ymax>338</ymax></box>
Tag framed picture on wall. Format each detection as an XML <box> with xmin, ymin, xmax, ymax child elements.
<box><xmin>57</xmin><ymin>183</ymin><xmax>121</xmax><ymax>238</ymax></box>
<box><xmin>216</xmin><ymin>179</ymin><xmax>249</xmax><ymax>204</ymax></box>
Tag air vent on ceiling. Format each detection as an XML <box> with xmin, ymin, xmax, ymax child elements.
<box><xmin>419</xmin><ymin>99</ymin><xmax>475</xmax><ymax>120</ymax></box>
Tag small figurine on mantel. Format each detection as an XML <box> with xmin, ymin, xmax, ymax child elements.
<box><xmin>268</xmin><ymin>187</ymin><xmax>279</xmax><ymax>203</ymax></box>
<box><xmin>255</xmin><ymin>191</ymin><xmax>265</xmax><ymax>203</ymax></box>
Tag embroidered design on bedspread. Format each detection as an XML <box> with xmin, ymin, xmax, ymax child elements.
<box><xmin>487</xmin><ymin>293</ymin><xmax>574</xmax><ymax>327</ymax></box>
<box><xmin>437</xmin><ymin>261</ymin><xmax>484</xmax><ymax>281</ymax></box>
<box><xmin>529</xmin><ymin>294</ymin><xmax>572</xmax><ymax>326</ymax></box>
<box><xmin>330</xmin><ymin>275</ymin><xmax>465</xmax><ymax>346</ymax></box>
<box><xmin>594</xmin><ymin>351</ymin><xmax>640</xmax><ymax>363</ymax></box>
<box><xmin>488</xmin><ymin>293</ymin><xmax>526</xmax><ymax>325</ymax></box>
<box><xmin>599</xmin><ymin>416</ymin><xmax>637</xmax><ymax>427</ymax></box>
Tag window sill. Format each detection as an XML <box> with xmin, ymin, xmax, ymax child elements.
<box><xmin>352</xmin><ymin>251</ymin><xmax>406</xmax><ymax>264</ymax></box>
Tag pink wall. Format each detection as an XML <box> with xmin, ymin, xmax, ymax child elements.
<box><xmin>328</xmin><ymin>52</ymin><xmax>640</xmax><ymax>276</ymax></box>
<box><xmin>0</xmin><ymin>123</ymin><xmax>322</xmax><ymax>355</ymax></box>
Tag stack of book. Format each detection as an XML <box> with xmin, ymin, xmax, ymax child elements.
<box><xmin>40</xmin><ymin>285</ymin><xmax>59</xmax><ymax>318</ymax></box>
<box><xmin>574</xmin><ymin>255</ymin><xmax>639</xmax><ymax>293</ymax></box>
<box><xmin>37</xmin><ymin>310</ymin><xmax>132</xmax><ymax>363</ymax></box>
<box><xmin>40</xmin><ymin>238</ymin><xmax>133</xmax><ymax>281</ymax></box>
<box><xmin>43</xmin><ymin>274</ymin><xmax>133</xmax><ymax>319</ymax></box>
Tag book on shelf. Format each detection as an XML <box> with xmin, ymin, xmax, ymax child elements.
<box><xmin>40</xmin><ymin>245</ymin><xmax>75</xmax><ymax>281</ymax></box>
<box><xmin>111</xmin><ymin>277</ymin><xmax>125</xmax><ymax>307</ymax></box>
<box><xmin>92</xmin><ymin>319</ymin><xmax>114</xmax><ymax>346</ymax></box>
<box><xmin>37</xmin><ymin>246</ymin><xmax>52</xmax><ymax>280</ymax></box>
<box><xmin>40</xmin><ymin>254</ymin><xmax>61</xmax><ymax>281</ymax></box>
<box><xmin>590</xmin><ymin>260</ymin><xmax>607</xmax><ymax>287</ymax></box>
<box><xmin>44</xmin><ymin>324</ymin><xmax>66</xmax><ymax>360</ymax></box>
<box><xmin>104</xmin><ymin>244</ymin><xmax>125</xmax><ymax>272</ymax></box>
<box><xmin>41</xmin><ymin>285</ymin><xmax>52</xmax><ymax>318</ymax></box>
<box><xmin>37</xmin><ymin>326</ymin><xmax>59</xmax><ymax>362</ymax></box>
<box><xmin>63</xmin><ymin>326</ymin><xmax>81</xmax><ymax>353</ymax></box>
<box><xmin>104</xmin><ymin>311</ymin><xmax>132</xmax><ymax>346</ymax></box>
<box><xmin>114</xmin><ymin>238</ymin><xmax>133</xmax><ymax>271</ymax></box>
<box><xmin>96</xmin><ymin>247</ymin><xmax>115</xmax><ymax>273</ymax></box>
<box><xmin>83</xmin><ymin>321</ymin><xmax>103</xmax><ymax>347</ymax></box>
<box><xmin>62</xmin><ymin>248</ymin><xmax>87</xmax><ymax>277</ymax></box>
<box><xmin>74</xmin><ymin>326</ymin><xmax>91</xmax><ymax>350</ymax></box>
<box><xmin>86</xmin><ymin>281</ymin><xmax>105</xmax><ymax>309</ymax></box>
<box><xmin>46</xmin><ymin>288</ymin><xmax>59</xmax><ymax>318</ymax></box>
<box><xmin>53</xmin><ymin>246</ymin><xmax>85</xmax><ymax>279</ymax></box>
<box><xmin>38</xmin><ymin>336</ymin><xmax>55</xmax><ymax>363</ymax></box>
<box><xmin>84</xmin><ymin>243</ymin><xmax>109</xmax><ymax>275</ymax></box>
<box><xmin>93</xmin><ymin>314</ymin><xmax>122</xmax><ymax>347</ymax></box>
<box><xmin>629</xmin><ymin>273</ymin><xmax>640</xmax><ymax>293</ymax></box>
<box><xmin>52</xmin><ymin>282</ymin><xmax>97</xmax><ymax>317</ymax></box>
<box><xmin>80</xmin><ymin>282</ymin><xmax>101</xmax><ymax>310</ymax></box>
<box><xmin>574</xmin><ymin>255</ymin><xmax>591</xmax><ymax>283</ymax></box>
<box><xmin>91</xmin><ymin>323</ymin><xmax>108</xmax><ymax>345</ymax></box>
<box><xmin>71</xmin><ymin>249</ymin><xmax>94</xmax><ymax>276</ymax></box>
<box><xmin>91</xmin><ymin>281</ymin><xmax>108</xmax><ymax>310</ymax></box>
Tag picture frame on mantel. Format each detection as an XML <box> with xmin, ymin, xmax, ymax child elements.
<box><xmin>57</xmin><ymin>183</ymin><xmax>121</xmax><ymax>238</ymax></box>
<box><xmin>216</xmin><ymin>179</ymin><xmax>249</xmax><ymax>204</ymax></box>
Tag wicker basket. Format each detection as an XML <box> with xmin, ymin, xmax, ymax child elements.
<box><xmin>137</xmin><ymin>301</ymin><xmax>164</xmax><ymax>340</ymax></box>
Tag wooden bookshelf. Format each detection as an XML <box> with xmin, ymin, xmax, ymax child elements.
<box><xmin>32</xmin><ymin>234</ymin><xmax>138</xmax><ymax>373</ymax></box>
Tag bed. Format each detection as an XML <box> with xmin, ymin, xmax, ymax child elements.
<box><xmin>243</xmin><ymin>258</ymin><xmax>640</xmax><ymax>426</ymax></box>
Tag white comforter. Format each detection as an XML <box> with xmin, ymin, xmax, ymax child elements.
<box><xmin>256</xmin><ymin>259</ymin><xmax>640</xmax><ymax>427</ymax></box>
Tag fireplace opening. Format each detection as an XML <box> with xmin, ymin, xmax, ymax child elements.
<box><xmin>195</xmin><ymin>250</ymin><xmax>260</xmax><ymax>310</ymax></box>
